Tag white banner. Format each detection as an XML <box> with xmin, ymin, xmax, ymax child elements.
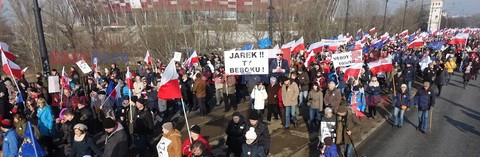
<box><xmin>48</xmin><ymin>76</ymin><xmax>60</xmax><ymax>93</ymax></box>
<box><xmin>320</xmin><ymin>39</ymin><xmax>350</xmax><ymax>46</ymax></box>
<box><xmin>156</xmin><ymin>137</ymin><xmax>172</xmax><ymax>157</ymax></box>
<box><xmin>224</xmin><ymin>49</ymin><xmax>270</xmax><ymax>75</ymax></box>
<box><xmin>130</xmin><ymin>0</ymin><xmax>142</xmax><ymax>9</ymax></box>
<box><xmin>331</xmin><ymin>50</ymin><xmax>363</xmax><ymax>68</ymax></box>
<box><xmin>76</xmin><ymin>59</ymin><xmax>92</xmax><ymax>74</ymax></box>
<box><xmin>173</xmin><ymin>52</ymin><xmax>182</xmax><ymax>62</ymax></box>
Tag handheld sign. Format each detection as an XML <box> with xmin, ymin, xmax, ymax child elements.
<box><xmin>76</xmin><ymin>59</ymin><xmax>93</xmax><ymax>74</ymax></box>
<box><xmin>224</xmin><ymin>49</ymin><xmax>270</xmax><ymax>75</ymax></box>
<box><xmin>48</xmin><ymin>76</ymin><xmax>60</xmax><ymax>93</ymax></box>
<box><xmin>173</xmin><ymin>52</ymin><xmax>182</xmax><ymax>62</ymax></box>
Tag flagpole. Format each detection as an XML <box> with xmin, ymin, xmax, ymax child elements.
<box><xmin>60</xmin><ymin>66</ymin><xmax>65</xmax><ymax>109</ymax></box>
<box><xmin>127</xmin><ymin>67</ymin><xmax>133</xmax><ymax>122</ymax></box>
<box><xmin>181</xmin><ymin>98</ymin><xmax>193</xmax><ymax>143</ymax></box>
<box><xmin>100</xmin><ymin>84</ymin><xmax>120</xmax><ymax>107</ymax></box>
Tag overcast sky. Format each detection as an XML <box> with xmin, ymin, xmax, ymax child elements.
<box><xmin>388</xmin><ymin>0</ymin><xmax>480</xmax><ymax>16</ymax></box>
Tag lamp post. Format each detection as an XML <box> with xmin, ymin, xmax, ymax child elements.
<box><xmin>33</xmin><ymin>0</ymin><xmax>50</xmax><ymax>76</ymax></box>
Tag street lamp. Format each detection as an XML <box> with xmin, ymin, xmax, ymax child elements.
<box><xmin>33</xmin><ymin>0</ymin><xmax>51</xmax><ymax>76</ymax></box>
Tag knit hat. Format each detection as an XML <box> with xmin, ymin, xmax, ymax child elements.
<box><xmin>136</xmin><ymin>98</ymin><xmax>146</xmax><ymax>105</ymax></box>
<box><xmin>190</xmin><ymin>125</ymin><xmax>201</xmax><ymax>134</ymax></box>
<box><xmin>0</xmin><ymin>119</ymin><xmax>12</xmax><ymax>129</ymax></box>
<box><xmin>102</xmin><ymin>118</ymin><xmax>116</xmax><ymax>129</ymax></box>
<box><xmin>353</xmin><ymin>86</ymin><xmax>359</xmax><ymax>91</ymax></box>
<box><xmin>324</xmin><ymin>107</ymin><xmax>333</xmax><ymax>114</ymax></box>
<box><xmin>337</xmin><ymin>105</ymin><xmax>347</xmax><ymax>113</ymax></box>
<box><xmin>245</xmin><ymin>127</ymin><xmax>257</xmax><ymax>140</ymax></box>
<box><xmin>162</xmin><ymin>122</ymin><xmax>173</xmax><ymax>131</ymax></box>
<box><xmin>249</xmin><ymin>111</ymin><xmax>261</xmax><ymax>120</ymax></box>
<box><xmin>73</xmin><ymin>123</ymin><xmax>88</xmax><ymax>131</ymax></box>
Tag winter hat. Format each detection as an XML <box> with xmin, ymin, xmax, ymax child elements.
<box><xmin>249</xmin><ymin>111</ymin><xmax>261</xmax><ymax>120</ymax></box>
<box><xmin>245</xmin><ymin>127</ymin><xmax>257</xmax><ymax>141</ymax></box>
<box><xmin>0</xmin><ymin>119</ymin><xmax>13</xmax><ymax>129</ymax></box>
<box><xmin>324</xmin><ymin>107</ymin><xmax>333</xmax><ymax>114</ymax></box>
<box><xmin>190</xmin><ymin>125</ymin><xmax>201</xmax><ymax>134</ymax></box>
<box><xmin>136</xmin><ymin>98</ymin><xmax>146</xmax><ymax>105</ymax></box>
<box><xmin>73</xmin><ymin>123</ymin><xmax>88</xmax><ymax>132</ymax></box>
<box><xmin>353</xmin><ymin>86</ymin><xmax>359</xmax><ymax>91</ymax></box>
<box><xmin>102</xmin><ymin>118</ymin><xmax>116</xmax><ymax>129</ymax></box>
<box><xmin>162</xmin><ymin>122</ymin><xmax>173</xmax><ymax>131</ymax></box>
<box><xmin>337</xmin><ymin>105</ymin><xmax>347</xmax><ymax>113</ymax></box>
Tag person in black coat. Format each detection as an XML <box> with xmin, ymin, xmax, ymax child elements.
<box><xmin>226</xmin><ymin>112</ymin><xmax>247</xmax><ymax>157</ymax></box>
<box><xmin>393</xmin><ymin>69</ymin><xmax>406</xmax><ymax>93</ymax></box>
<box><xmin>134</xmin><ymin>98</ymin><xmax>154</xmax><ymax>157</ymax></box>
<box><xmin>241</xmin><ymin>127</ymin><xmax>266</xmax><ymax>157</ymax></box>
<box><xmin>402</xmin><ymin>64</ymin><xmax>415</xmax><ymax>91</ymax></box>
<box><xmin>434</xmin><ymin>61</ymin><xmax>446</xmax><ymax>96</ymax></box>
<box><xmin>70</xmin><ymin>124</ymin><xmax>102</xmax><ymax>157</ymax></box>
<box><xmin>245</xmin><ymin>111</ymin><xmax>270</xmax><ymax>155</ymax></box>
<box><xmin>103</xmin><ymin>118</ymin><xmax>129</xmax><ymax>157</ymax></box>
<box><xmin>76</xmin><ymin>103</ymin><xmax>95</xmax><ymax>134</ymax></box>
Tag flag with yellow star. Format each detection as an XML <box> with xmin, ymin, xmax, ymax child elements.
<box><xmin>18</xmin><ymin>121</ymin><xmax>46</xmax><ymax>157</ymax></box>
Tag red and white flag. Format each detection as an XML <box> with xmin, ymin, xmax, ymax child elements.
<box><xmin>183</xmin><ymin>51</ymin><xmax>199</xmax><ymax>68</ymax></box>
<box><xmin>61</xmin><ymin>66</ymin><xmax>69</xmax><ymax>88</ymax></box>
<box><xmin>307</xmin><ymin>41</ymin><xmax>324</xmax><ymax>53</ymax></box>
<box><xmin>380</xmin><ymin>32</ymin><xmax>389</xmax><ymax>41</ymax></box>
<box><xmin>107</xmin><ymin>84</ymin><xmax>120</xmax><ymax>100</ymax></box>
<box><xmin>399</xmin><ymin>30</ymin><xmax>409</xmax><ymax>37</ymax></box>
<box><xmin>407</xmin><ymin>38</ymin><xmax>424</xmax><ymax>49</ymax></box>
<box><xmin>449</xmin><ymin>33</ymin><xmax>469</xmax><ymax>45</ymax></box>
<box><xmin>1</xmin><ymin>51</ymin><xmax>22</xmax><ymax>79</ymax></box>
<box><xmin>126</xmin><ymin>67</ymin><xmax>134</xmax><ymax>90</ymax></box>
<box><xmin>21</xmin><ymin>67</ymin><xmax>28</xmax><ymax>76</ymax></box>
<box><xmin>290</xmin><ymin>36</ymin><xmax>305</xmax><ymax>54</ymax></box>
<box><xmin>342</xmin><ymin>63</ymin><xmax>363</xmax><ymax>81</ymax></box>
<box><xmin>0</xmin><ymin>42</ymin><xmax>17</xmax><ymax>60</ymax></box>
<box><xmin>304</xmin><ymin>51</ymin><xmax>316</xmax><ymax>67</ymax></box>
<box><xmin>369</xmin><ymin>27</ymin><xmax>376</xmax><ymax>33</ymax></box>
<box><xmin>144</xmin><ymin>50</ymin><xmax>152</xmax><ymax>66</ymax></box>
<box><xmin>353</xmin><ymin>41</ymin><xmax>363</xmax><ymax>51</ymax></box>
<box><xmin>158</xmin><ymin>59</ymin><xmax>182</xmax><ymax>100</ymax></box>
<box><xmin>92</xmin><ymin>57</ymin><xmax>98</xmax><ymax>73</ymax></box>
<box><xmin>368</xmin><ymin>55</ymin><xmax>393</xmax><ymax>75</ymax></box>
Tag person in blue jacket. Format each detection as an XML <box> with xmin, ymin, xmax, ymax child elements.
<box><xmin>1</xmin><ymin>119</ymin><xmax>21</xmax><ymax>157</ymax></box>
<box><xmin>414</xmin><ymin>82</ymin><xmax>436</xmax><ymax>133</ymax></box>
<box><xmin>391</xmin><ymin>84</ymin><xmax>412</xmax><ymax>128</ymax></box>
<box><xmin>321</xmin><ymin>137</ymin><xmax>337</xmax><ymax>157</ymax></box>
<box><xmin>37</xmin><ymin>98</ymin><xmax>57</xmax><ymax>155</ymax></box>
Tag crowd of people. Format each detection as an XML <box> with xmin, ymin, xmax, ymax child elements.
<box><xmin>0</xmin><ymin>29</ymin><xmax>479</xmax><ymax>157</ymax></box>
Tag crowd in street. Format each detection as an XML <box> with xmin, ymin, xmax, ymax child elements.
<box><xmin>0</xmin><ymin>29</ymin><xmax>479</xmax><ymax>157</ymax></box>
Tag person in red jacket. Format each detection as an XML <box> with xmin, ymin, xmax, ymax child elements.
<box><xmin>181</xmin><ymin>125</ymin><xmax>212</xmax><ymax>157</ymax></box>
<box><xmin>277</xmin><ymin>79</ymin><xmax>286</xmax><ymax>127</ymax></box>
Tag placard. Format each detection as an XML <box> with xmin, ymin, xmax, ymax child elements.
<box><xmin>173</xmin><ymin>52</ymin><xmax>182</xmax><ymax>62</ymax></box>
<box><xmin>224</xmin><ymin>49</ymin><xmax>270</xmax><ymax>75</ymax></box>
<box><xmin>48</xmin><ymin>76</ymin><xmax>60</xmax><ymax>93</ymax></box>
<box><xmin>156</xmin><ymin>137</ymin><xmax>172</xmax><ymax>157</ymax></box>
<box><xmin>331</xmin><ymin>50</ymin><xmax>363</xmax><ymax>68</ymax></box>
<box><xmin>76</xmin><ymin>59</ymin><xmax>92</xmax><ymax>74</ymax></box>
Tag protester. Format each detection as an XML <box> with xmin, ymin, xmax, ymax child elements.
<box><xmin>223</xmin><ymin>74</ymin><xmax>237</xmax><ymax>112</ymax></box>
<box><xmin>70</xmin><ymin>123</ymin><xmax>103</xmax><ymax>157</ymax></box>
<box><xmin>246</xmin><ymin>111</ymin><xmax>270</xmax><ymax>155</ymax></box>
<box><xmin>37</xmin><ymin>98</ymin><xmax>57</xmax><ymax>155</ymax></box>
<box><xmin>366</xmin><ymin>77</ymin><xmax>381</xmax><ymax>118</ymax></box>
<box><xmin>414</xmin><ymin>82</ymin><xmax>436</xmax><ymax>134</ymax></box>
<box><xmin>347</xmin><ymin>86</ymin><xmax>366</xmax><ymax>117</ymax></box>
<box><xmin>319</xmin><ymin>107</ymin><xmax>336</xmax><ymax>147</ymax></box>
<box><xmin>281</xmin><ymin>78</ymin><xmax>299</xmax><ymax>129</ymax></box>
<box><xmin>297</xmin><ymin>69</ymin><xmax>310</xmax><ymax>107</ymax></box>
<box><xmin>251</xmin><ymin>82</ymin><xmax>267</xmax><ymax>114</ymax></box>
<box><xmin>320</xmin><ymin>137</ymin><xmax>337</xmax><ymax>157</ymax></box>
<box><xmin>190</xmin><ymin>140</ymin><xmax>214</xmax><ymax>157</ymax></box>
<box><xmin>391</xmin><ymin>84</ymin><xmax>412</xmax><ymax>128</ymax></box>
<box><xmin>2</xmin><ymin>119</ymin><xmax>21</xmax><ymax>157</ymax></box>
<box><xmin>445</xmin><ymin>57</ymin><xmax>457</xmax><ymax>85</ymax></box>
<box><xmin>133</xmin><ymin>98</ymin><xmax>154</xmax><ymax>156</ymax></box>
<box><xmin>336</xmin><ymin>105</ymin><xmax>361</xmax><ymax>157</ymax></box>
<box><xmin>226</xmin><ymin>112</ymin><xmax>247</xmax><ymax>157</ymax></box>
<box><xmin>241</xmin><ymin>127</ymin><xmax>266</xmax><ymax>157</ymax></box>
<box><xmin>266</xmin><ymin>77</ymin><xmax>281</xmax><ymax>123</ymax></box>
<box><xmin>463</xmin><ymin>61</ymin><xmax>473</xmax><ymax>89</ymax></box>
<box><xmin>307</xmin><ymin>83</ymin><xmax>323</xmax><ymax>131</ymax></box>
<box><xmin>324</xmin><ymin>81</ymin><xmax>341</xmax><ymax>113</ymax></box>
<box><xmin>192</xmin><ymin>73</ymin><xmax>208</xmax><ymax>117</ymax></box>
<box><xmin>103</xmin><ymin>117</ymin><xmax>129</xmax><ymax>157</ymax></box>
<box><xmin>182</xmin><ymin>125</ymin><xmax>212</xmax><ymax>157</ymax></box>
<box><xmin>158</xmin><ymin>122</ymin><xmax>182</xmax><ymax>157</ymax></box>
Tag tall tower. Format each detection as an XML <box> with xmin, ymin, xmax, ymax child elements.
<box><xmin>428</xmin><ymin>0</ymin><xmax>443</xmax><ymax>31</ymax></box>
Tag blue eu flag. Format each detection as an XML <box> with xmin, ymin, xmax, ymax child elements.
<box><xmin>18</xmin><ymin>121</ymin><xmax>46</xmax><ymax>157</ymax></box>
<box><xmin>241</xmin><ymin>44</ymin><xmax>254</xmax><ymax>50</ymax></box>
<box><xmin>257</xmin><ymin>37</ymin><xmax>272</xmax><ymax>49</ymax></box>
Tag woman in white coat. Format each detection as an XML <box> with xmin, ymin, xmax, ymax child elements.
<box><xmin>251</xmin><ymin>82</ymin><xmax>268</xmax><ymax>114</ymax></box>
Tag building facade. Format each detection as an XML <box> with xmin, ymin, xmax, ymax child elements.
<box><xmin>427</xmin><ymin>0</ymin><xmax>443</xmax><ymax>31</ymax></box>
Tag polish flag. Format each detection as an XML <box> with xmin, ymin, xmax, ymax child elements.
<box><xmin>290</xmin><ymin>37</ymin><xmax>305</xmax><ymax>54</ymax></box>
<box><xmin>1</xmin><ymin>51</ymin><xmax>22</xmax><ymax>79</ymax></box>
<box><xmin>21</xmin><ymin>67</ymin><xmax>28</xmax><ymax>76</ymax></box>
<box><xmin>407</xmin><ymin>38</ymin><xmax>424</xmax><ymax>49</ymax></box>
<box><xmin>368</xmin><ymin>55</ymin><xmax>393</xmax><ymax>75</ymax></box>
<box><xmin>369</xmin><ymin>27</ymin><xmax>376</xmax><ymax>33</ymax></box>
<box><xmin>281</xmin><ymin>40</ymin><xmax>295</xmax><ymax>52</ymax></box>
<box><xmin>0</xmin><ymin>42</ymin><xmax>17</xmax><ymax>60</ymax></box>
<box><xmin>353</xmin><ymin>41</ymin><xmax>363</xmax><ymax>51</ymax></box>
<box><xmin>144</xmin><ymin>50</ymin><xmax>152</xmax><ymax>66</ymax></box>
<box><xmin>107</xmin><ymin>84</ymin><xmax>120</xmax><ymax>100</ymax></box>
<box><xmin>432</xmin><ymin>30</ymin><xmax>439</xmax><ymax>36</ymax></box>
<box><xmin>61</xmin><ymin>67</ymin><xmax>69</xmax><ymax>88</ymax></box>
<box><xmin>125</xmin><ymin>67</ymin><xmax>133</xmax><ymax>90</ymax></box>
<box><xmin>183</xmin><ymin>51</ymin><xmax>199</xmax><ymax>68</ymax></box>
<box><xmin>307</xmin><ymin>41</ymin><xmax>324</xmax><ymax>53</ymax></box>
<box><xmin>449</xmin><ymin>33</ymin><xmax>469</xmax><ymax>45</ymax></box>
<box><xmin>157</xmin><ymin>59</ymin><xmax>182</xmax><ymax>100</ymax></box>
<box><xmin>399</xmin><ymin>30</ymin><xmax>409</xmax><ymax>37</ymax></box>
<box><xmin>342</xmin><ymin>63</ymin><xmax>364</xmax><ymax>81</ymax></box>
<box><xmin>92</xmin><ymin>57</ymin><xmax>98</xmax><ymax>73</ymax></box>
<box><xmin>380</xmin><ymin>32</ymin><xmax>389</xmax><ymax>41</ymax></box>
<box><xmin>304</xmin><ymin>51</ymin><xmax>316</xmax><ymax>67</ymax></box>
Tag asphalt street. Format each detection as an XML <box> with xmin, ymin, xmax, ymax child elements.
<box><xmin>358</xmin><ymin>73</ymin><xmax>480</xmax><ymax>157</ymax></box>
